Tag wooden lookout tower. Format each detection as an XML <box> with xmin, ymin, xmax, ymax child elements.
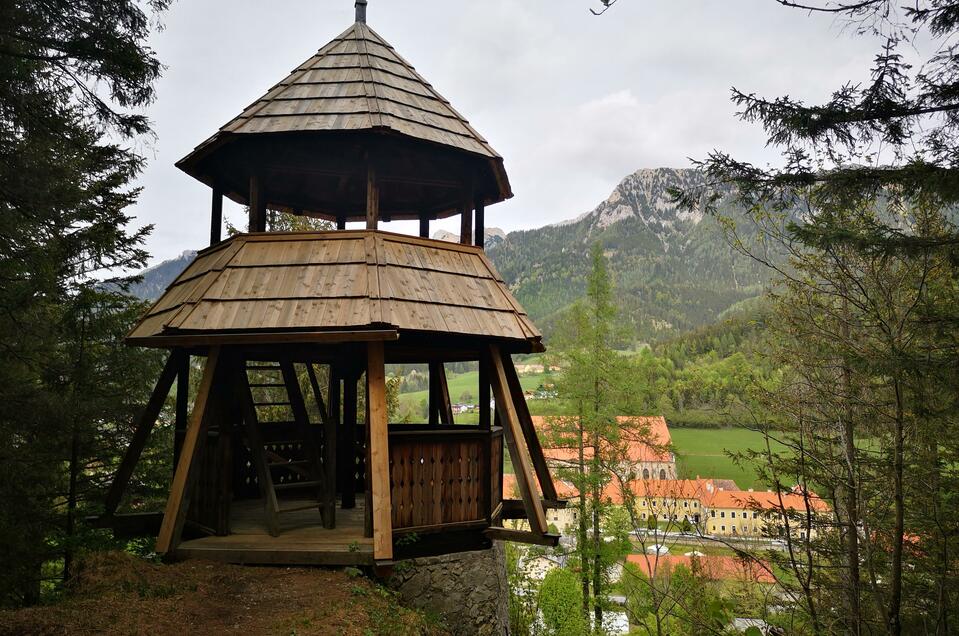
<box><xmin>103</xmin><ymin>1</ymin><xmax>561</xmax><ymax>566</ymax></box>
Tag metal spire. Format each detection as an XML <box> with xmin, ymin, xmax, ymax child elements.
<box><xmin>355</xmin><ymin>0</ymin><xmax>367</xmax><ymax>23</ymax></box>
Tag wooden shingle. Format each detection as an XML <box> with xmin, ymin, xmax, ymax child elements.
<box><xmin>127</xmin><ymin>231</ymin><xmax>541</xmax><ymax>347</ymax></box>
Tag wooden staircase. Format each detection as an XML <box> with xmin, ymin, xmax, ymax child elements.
<box><xmin>236</xmin><ymin>360</ymin><xmax>331</xmax><ymax>536</ymax></box>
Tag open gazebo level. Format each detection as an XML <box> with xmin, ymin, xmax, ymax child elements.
<box><xmin>101</xmin><ymin>1</ymin><xmax>561</xmax><ymax>567</ymax></box>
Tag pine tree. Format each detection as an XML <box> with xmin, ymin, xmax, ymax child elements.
<box><xmin>0</xmin><ymin>0</ymin><xmax>169</xmax><ymax>605</ymax></box>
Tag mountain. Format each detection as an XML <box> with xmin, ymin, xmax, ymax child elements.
<box><xmin>128</xmin><ymin>169</ymin><xmax>771</xmax><ymax>345</ymax></box>
<box><xmin>431</xmin><ymin>227</ymin><xmax>507</xmax><ymax>249</ymax></box>
<box><xmin>487</xmin><ymin>168</ymin><xmax>770</xmax><ymax>344</ymax></box>
<box><xmin>128</xmin><ymin>250</ymin><xmax>196</xmax><ymax>301</ymax></box>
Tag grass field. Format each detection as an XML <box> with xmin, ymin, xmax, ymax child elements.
<box><xmin>396</xmin><ymin>368</ymin><xmax>779</xmax><ymax>488</ymax></box>
<box><xmin>396</xmin><ymin>369</ymin><xmax>555</xmax><ymax>423</ymax></box>
<box><xmin>671</xmin><ymin>427</ymin><xmax>785</xmax><ymax>489</ymax></box>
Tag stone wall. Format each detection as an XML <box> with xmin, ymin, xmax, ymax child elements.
<box><xmin>388</xmin><ymin>543</ymin><xmax>508</xmax><ymax>636</ymax></box>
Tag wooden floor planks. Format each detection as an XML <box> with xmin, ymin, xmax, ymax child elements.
<box><xmin>176</xmin><ymin>499</ymin><xmax>373</xmax><ymax>565</ymax></box>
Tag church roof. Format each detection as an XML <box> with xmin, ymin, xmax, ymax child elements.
<box><xmin>178</xmin><ymin>21</ymin><xmax>504</xmax><ymax>173</ymax></box>
<box><xmin>127</xmin><ymin>231</ymin><xmax>541</xmax><ymax>347</ymax></box>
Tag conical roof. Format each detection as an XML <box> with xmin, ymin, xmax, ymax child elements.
<box><xmin>177</xmin><ymin>21</ymin><xmax>512</xmax><ymax>215</ymax></box>
<box><xmin>221</xmin><ymin>22</ymin><xmax>499</xmax><ymax>158</ymax></box>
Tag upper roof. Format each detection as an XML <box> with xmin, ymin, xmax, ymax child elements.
<box><xmin>176</xmin><ymin>20</ymin><xmax>512</xmax><ymax>216</ymax></box>
<box><xmin>127</xmin><ymin>230</ymin><xmax>541</xmax><ymax>348</ymax></box>
<box><xmin>216</xmin><ymin>21</ymin><xmax>500</xmax><ymax>159</ymax></box>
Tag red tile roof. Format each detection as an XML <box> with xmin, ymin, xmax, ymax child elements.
<box><xmin>626</xmin><ymin>554</ymin><xmax>776</xmax><ymax>584</ymax></box>
<box><xmin>532</xmin><ymin>415</ymin><xmax>673</xmax><ymax>465</ymax></box>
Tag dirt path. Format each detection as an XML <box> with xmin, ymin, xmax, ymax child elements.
<box><xmin>0</xmin><ymin>552</ymin><xmax>446</xmax><ymax>636</ymax></box>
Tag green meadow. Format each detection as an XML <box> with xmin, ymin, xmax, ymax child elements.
<box><xmin>395</xmin><ymin>368</ymin><xmax>781</xmax><ymax>488</ymax></box>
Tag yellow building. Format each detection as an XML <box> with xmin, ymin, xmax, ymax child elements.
<box><xmin>704</xmin><ymin>488</ymin><xmax>830</xmax><ymax>539</ymax></box>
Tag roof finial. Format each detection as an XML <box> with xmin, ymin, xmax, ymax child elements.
<box><xmin>355</xmin><ymin>0</ymin><xmax>367</xmax><ymax>23</ymax></box>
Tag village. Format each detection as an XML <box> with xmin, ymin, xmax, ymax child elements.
<box><xmin>2</xmin><ymin>1</ymin><xmax>954</xmax><ymax>635</ymax></box>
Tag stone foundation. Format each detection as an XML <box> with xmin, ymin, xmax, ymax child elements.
<box><xmin>388</xmin><ymin>543</ymin><xmax>508</xmax><ymax>636</ymax></box>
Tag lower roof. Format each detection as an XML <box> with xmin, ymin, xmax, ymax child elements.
<box><xmin>127</xmin><ymin>230</ymin><xmax>542</xmax><ymax>349</ymax></box>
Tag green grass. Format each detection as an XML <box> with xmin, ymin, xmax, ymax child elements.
<box><xmin>670</xmin><ymin>427</ymin><xmax>786</xmax><ymax>489</ymax></box>
<box><xmin>397</xmin><ymin>369</ymin><xmax>556</xmax><ymax>422</ymax></box>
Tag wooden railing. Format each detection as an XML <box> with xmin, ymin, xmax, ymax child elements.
<box><xmin>388</xmin><ymin>425</ymin><xmax>503</xmax><ymax>532</ymax></box>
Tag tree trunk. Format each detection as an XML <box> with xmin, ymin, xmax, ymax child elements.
<box><xmin>578</xmin><ymin>414</ymin><xmax>590</xmax><ymax>619</ymax></box>
<box><xmin>886</xmin><ymin>377</ymin><xmax>904</xmax><ymax>636</ymax></box>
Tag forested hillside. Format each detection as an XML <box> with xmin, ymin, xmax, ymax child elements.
<box><xmin>133</xmin><ymin>168</ymin><xmax>772</xmax><ymax>348</ymax></box>
<box><xmin>489</xmin><ymin>168</ymin><xmax>771</xmax><ymax>344</ymax></box>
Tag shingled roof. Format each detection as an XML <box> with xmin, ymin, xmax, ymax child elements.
<box><xmin>178</xmin><ymin>21</ymin><xmax>504</xmax><ymax>171</ymax></box>
<box><xmin>127</xmin><ymin>231</ymin><xmax>541</xmax><ymax>347</ymax></box>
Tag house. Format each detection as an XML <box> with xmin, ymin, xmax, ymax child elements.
<box><xmin>704</xmin><ymin>486</ymin><xmax>830</xmax><ymax>540</ymax></box>
<box><xmin>626</xmin><ymin>554</ymin><xmax>777</xmax><ymax>585</ymax></box>
<box><xmin>532</xmin><ymin>415</ymin><xmax>676</xmax><ymax>481</ymax></box>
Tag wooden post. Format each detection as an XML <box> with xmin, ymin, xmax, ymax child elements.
<box><xmin>366</xmin><ymin>341</ymin><xmax>393</xmax><ymax>560</ymax></box>
<box><xmin>216</xmin><ymin>396</ymin><xmax>233</xmax><ymax>536</ymax></box>
<box><xmin>336</xmin><ymin>217</ymin><xmax>346</xmax><ymax>230</ymax></box>
<box><xmin>249</xmin><ymin>175</ymin><xmax>265</xmax><ymax>232</ymax></box>
<box><xmin>474</xmin><ymin>198</ymin><xmax>485</xmax><ymax>248</ymax></box>
<box><xmin>103</xmin><ymin>352</ymin><xmax>181</xmax><ymax>517</ymax></box>
<box><xmin>210</xmin><ymin>186</ymin><xmax>223</xmax><ymax>245</ymax></box>
<box><xmin>419</xmin><ymin>215</ymin><xmax>429</xmax><ymax>238</ymax></box>
<box><xmin>341</xmin><ymin>366</ymin><xmax>358</xmax><ymax>509</ymax></box>
<box><xmin>459</xmin><ymin>200</ymin><xmax>473</xmax><ymax>245</ymax></box>
<box><xmin>156</xmin><ymin>347</ymin><xmax>221</xmax><ymax>555</ymax></box>
<box><xmin>308</xmin><ymin>364</ymin><xmax>336</xmax><ymax>529</ymax></box>
<box><xmin>428</xmin><ymin>362</ymin><xmax>453</xmax><ymax>425</ymax></box>
<box><xmin>488</xmin><ymin>345</ymin><xmax>548</xmax><ymax>534</ymax></box>
<box><xmin>174</xmin><ymin>352</ymin><xmax>189</xmax><ymax>467</ymax></box>
<box><xmin>501</xmin><ymin>351</ymin><xmax>558</xmax><ymax>501</ymax></box>
<box><xmin>366</xmin><ymin>160</ymin><xmax>379</xmax><ymax>230</ymax></box>
<box><xmin>479</xmin><ymin>355</ymin><xmax>491</xmax><ymax>431</ymax></box>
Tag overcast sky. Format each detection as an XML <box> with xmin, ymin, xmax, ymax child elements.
<box><xmin>133</xmin><ymin>0</ymin><xmax>879</xmax><ymax>264</ymax></box>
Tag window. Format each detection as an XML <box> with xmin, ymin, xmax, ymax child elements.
<box><xmin>652</xmin><ymin>500</ymin><xmax>657</xmax><ymax>507</ymax></box>
<box><xmin>711</xmin><ymin>510</ymin><xmax>716</xmax><ymax>518</ymax></box>
<box><xmin>683</xmin><ymin>501</ymin><xmax>688</xmax><ymax>508</ymax></box>
<box><xmin>641</xmin><ymin>513</ymin><xmax>646</xmax><ymax>520</ymax></box>
<box><xmin>641</xmin><ymin>500</ymin><xmax>646</xmax><ymax>507</ymax></box>
<box><xmin>731</xmin><ymin>512</ymin><xmax>736</xmax><ymax>518</ymax></box>
<box><xmin>642</xmin><ymin>469</ymin><xmax>650</xmax><ymax>479</ymax></box>
<box><xmin>720</xmin><ymin>511</ymin><xmax>725</xmax><ymax>518</ymax></box>
<box><xmin>660</xmin><ymin>469</ymin><xmax>667</xmax><ymax>479</ymax></box>
<box><xmin>753</xmin><ymin>512</ymin><xmax>758</xmax><ymax>519</ymax></box>
<box><xmin>721</xmin><ymin>525</ymin><xmax>726</xmax><ymax>532</ymax></box>
<box><xmin>694</xmin><ymin>502</ymin><xmax>698</xmax><ymax>508</ymax></box>
<box><xmin>731</xmin><ymin>525</ymin><xmax>737</xmax><ymax>534</ymax></box>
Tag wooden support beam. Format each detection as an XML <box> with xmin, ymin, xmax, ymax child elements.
<box><xmin>366</xmin><ymin>161</ymin><xmax>379</xmax><ymax>230</ymax></box>
<box><xmin>366</xmin><ymin>341</ymin><xmax>393</xmax><ymax>560</ymax></box>
<box><xmin>501</xmin><ymin>350</ymin><xmax>558</xmax><ymax>501</ymax></box>
<box><xmin>479</xmin><ymin>355</ymin><xmax>492</xmax><ymax>521</ymax></box>
<box><xmin>249</xmin><ymin>175</ymin><xmax>265</xmax><ymax>232</ymax></box>
<box><xmin>474</xmin><ymin>199</ymin><xmax>485</xmax><ymax>248</ymax></box>
<box><xmin>156</xmin><ymin>348</ymin><xmax>221</xmax><ymax>555</ymax></box>
<box><xmin>488</xmin><ymin>344</ymin><xmax>548</xmax><ymax>535</ymax></box>
<box><xmin>419</xmin><ymin>215</ymin><xmax>429</xmax><ymax>238</ymax></box>
<box><xmin>173</xmin><ymin>352</ymin><xmax>189</xmax><ymax>467</ymax></box>
<box><xmin>459</xmin><ymin>201</ymin><xmax>472</xmax><ymax>245</ymax></box>
<box><xmin>341</xmin><ymin>367</ymin><xmax>359</xmax><ymax>509</ymax></box>
<box><xmin>103</xmin><ymin>352</ymin><xmax>181</xmax><ymax>517</ymax></box>
<box><xmin>308</xmin><ymin>364</ymin><xmax>336</xmax><ymax>529</ymax></box>
<box><xmin>484</xmin><ymin>527</ymin><xmax>560</xmax><ymax>547</ymax></box>
<box><xmin>210</xmin><ymin>187</ymin><xmax>223</xmax><ymax>245</ymax></box>
<box><xmin>428</xmin><ymin>362</ymin><xmax>454</xmax><ymax>425</ymax></box>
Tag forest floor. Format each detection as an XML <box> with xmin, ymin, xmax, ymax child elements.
<box><xmin>0</xmin><ymin>552</ymin><xmax>447</xmax><ymax>636</ymax></box>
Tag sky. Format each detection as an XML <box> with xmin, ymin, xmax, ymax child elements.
<box><xmin>133</xmin><ymin>0</ymin><xmax>880</xmax><ymax>264</ymax></box>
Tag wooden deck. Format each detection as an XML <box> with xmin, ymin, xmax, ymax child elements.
<box><xmin>175</xmin><ymin>499</ymin><xmax>373</xmax><ymax>565</ymax></box>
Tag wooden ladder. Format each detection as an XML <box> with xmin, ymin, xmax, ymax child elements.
<box><xmin>236</xmin><ymin>360</ymin><xmax>329</xmax><ymax>536</ymax></box>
